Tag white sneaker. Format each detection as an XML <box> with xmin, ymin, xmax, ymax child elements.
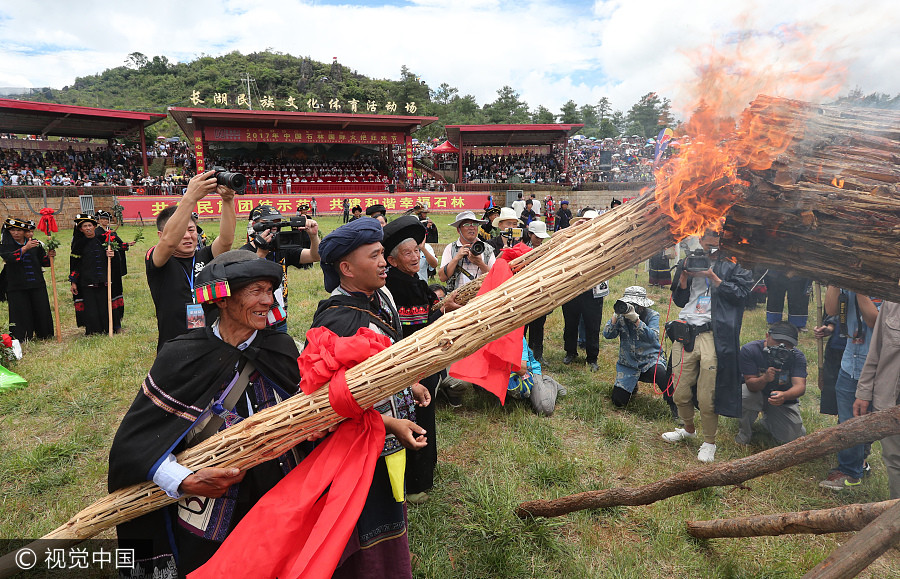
<box><xmin>698</xmin><ymin>442</ymin><xmax>717</xmax><ymax>463</ymax></box>
<box><xmin>661</xmin><ymin>428</ymin><xmax>697</xmax><ymax>443</ymax></box>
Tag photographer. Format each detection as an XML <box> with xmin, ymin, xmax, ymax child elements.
<box><xmin>240</xmin><ymin>204</ymin><xmax>320</xmax><ymax>333</ymax></box>
<box><xmin>439</xmin><ymin>211</ymin><xmax>495</xmax><ymax>291</ymax></box>
<box><xmin>146</xmin><ymin>170</ymin><xmax>237</xmax><ymax>351</ymax></box>
<box><xmin>661</xmin><ymin>229</ymin><xmax>753</xmax><ymax>463</ymax></box>
<box><xmin>487</xmin><ymin>207</ymin><xmax>524</xmax><ymax>257</ymax></box>
<box><xmin>737</xmin><ymin>322</ymin><xmax>807</xmax><ymax>445</ymax></box>
<box><xmin>413</xmin><ymin>203</ymin><xmax>439</xmax><ymax>244</ymax></box>
<box><xmin>603</xmin><ymin>286</ymin><xmax>677</xmax><ymax>417</ymax></box>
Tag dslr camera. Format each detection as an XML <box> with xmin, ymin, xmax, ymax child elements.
<box><xmin>499</xmin><ymin>227</ymin><xmax>523</xmax><ymax>240</ymax></box>
<box><xmin>252</xmin><ymin>216</ymin><xmax>307</xmax><ymax>251</ymax></box>
<box><xmin>210</xmin><ymin>166</ymin><xmax>246</xmax><ymax>193</ymax></box>
<box><xmin>613</xmin><ymin>299</ymin><xmax>632</xmax><ymax>315</ymax></box>
<box><xmin>763</xmin><ymin>343</ymin><xmax>793</xmax><ymax>371</ymax></box>
<box><xmin>469</xmin><ymin>239</ymin><xmax>486</xmax><ymax>257</ymax></box>
<box><xmin>683</xmin><ymin>249</ymin><xmax>711</xmax><ymax>273</ymax></box>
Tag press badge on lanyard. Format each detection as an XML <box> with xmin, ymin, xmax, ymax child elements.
<box><xmin>185</xmin><ymin>256</ymin><xmax>206</xmax><ymax>329</ymax></box>
<box><xmin>695</xmin><ymin>295</ymin><xmax>711</xmax><ymax>315</ymax></box>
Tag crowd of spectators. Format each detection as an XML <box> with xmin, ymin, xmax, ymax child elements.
<box><xmin>210</xmin><ymin>154</ymin><xmax>391</xmax><ymax>194</ymax></box>
<box><xmin>0</xmin><ymin>144</ymin><xmax>149</xmax><ymax>187</ymax></box>
<box><xmin>461</xmin><ymin>152</ymin><xmax>566</xmax><ymax>184</ymax></box>
<box><xmin>569</xmin><ymin>134</ymin><xmax>660</xmax><ymax>185</ymax></box>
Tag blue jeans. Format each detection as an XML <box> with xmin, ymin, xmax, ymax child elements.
<box><xmin>835</xmin><ymin>369</ymin><xmax>866</xmax><ymax>479</ymax></box>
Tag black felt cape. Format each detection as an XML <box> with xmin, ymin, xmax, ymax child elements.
<box><xmin>108</xmin><ymin>326</ymin><xmax>301</xmax><ymax>574</ymax></box>
<box><xmin>309</xmin><ymin>290</ymin><xmax>401</xmax><ymax>342</ymax></box>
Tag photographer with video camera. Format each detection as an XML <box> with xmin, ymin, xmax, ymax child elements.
<box><xmin>439</xmin><ymin>211</ymin><xmax>495</xmax><ymax>291</ymax></box>
<box><xmin>146</xmin><ymin>169</ymin><xmax>239</xmax><ymax>351</ymax></box>
<box><xmin>737</xmin><ymin>321</ymin><xmax>808</xmax><ymax>446</ymax></box>
<box><xmin>603</xmin><ymin>286</ymin><xmax>677</xmax><ymax>417</ymax></box>
<box><xmin>661</xmin><ymin>228</ymin><xmax>754</xmax><ymax>463</ymax></box>
<box><xmin>239</xmin><ymin>204</ymin><xmax>320</xmax><ymax>333</ymax></box>
<box><xmin>486</xmin><ymin>207</ymin><xmax>524</xmax><ymax>258</ymax></box>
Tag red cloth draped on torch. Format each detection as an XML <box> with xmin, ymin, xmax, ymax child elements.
<box><xmin>37</xmin><ymin>208</ymin><xmax>57</xmax><ymax>236</ymax></box>
<box><xmin>190</xmin><ymin>327</ymin><xmax>392</xmax><ymax>579</ymax></box>
<box><xmin>448</xmin><ymin>243</ymin><xmax>532</xmax><ymax>404</ymax></box>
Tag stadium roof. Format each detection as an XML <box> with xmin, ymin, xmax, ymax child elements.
<box><xmin>0</xmin><ymin>98</ymin><xmax>166</xmax><ymax>139</ymax></box>
<box><xmin>444</xmin><ymin>123</ymin><xmax>584</xmax><ymax>147</ymax></box>
<box><xmin>169</xmin><ymin>107</ymin><xmax>438</xmax><ymax>139</ymax></box>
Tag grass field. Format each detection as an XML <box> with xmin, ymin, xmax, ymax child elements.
<box><xmin>1</xmin><ymin>213</ymin><xmax>897</xmax><ymax>578</ymax></box>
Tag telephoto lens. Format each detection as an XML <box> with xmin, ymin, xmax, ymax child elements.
<box><xmin>210</xmin><ymin>166</ymin><xmax>246</xmax><ymax>193</ymax></box>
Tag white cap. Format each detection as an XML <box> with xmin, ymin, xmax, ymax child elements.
<box><xmin>528</xmin><ymin>221</ymin><xmax>550</xmax><ymax>239</ymax></box>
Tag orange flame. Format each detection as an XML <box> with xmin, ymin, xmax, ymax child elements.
<box><xmin>653</xmin><ymin>27</ymin><xmax>846</xmax><ymax>240</ymax></box>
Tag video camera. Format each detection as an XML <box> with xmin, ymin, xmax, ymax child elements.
<box><xmin>210</xmin><ymin>166</ymin><xmax>246</xmax><ymax>193</ymax></box>
<box><xmin>763</xmin><ymin>343</ymin><xmax>793</xmax><ymax>371</ymax></box>
<box><xmin>252</xmin><ymin>216</ymin><xmax>307</xmax><ymax>251</ymax></box>
<box><xmin>683</xmin><ymin>249</ymin><xmax>711</xmax><ymax>273</ymax></box>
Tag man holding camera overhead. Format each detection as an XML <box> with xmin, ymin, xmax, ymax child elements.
<box><xmin>661</xmin><ymin>228</ymin><xmax>753</xmax><ymax>463</ymax></box>
<box><xmin>737</xmin><ymin>321</ymin><xmax>807</xmax><ymax>446</ymax></box>
<box><xmin>239</xmin><ymin>204</ymin><xmax>320</xmax><ymax>333</ymax></box>
<box><xmin>439</xmin><ymin>210</ymin><xmax>496</xmax><ymax>291</ymax></box>
<box><xmin>146</xmin><ymin>171</ymin><xmax>237</xmax><ymax>351</ymax></box>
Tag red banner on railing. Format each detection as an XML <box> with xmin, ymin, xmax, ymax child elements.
<box><xmin>204</xmin><ymin>127</ymin><xmax>405</xmax><ymax>146</ymax></box>
<box><xmin>117</xmin><ymin>193</ymin><xmax>486</xmax><ymax>221</ymax></box>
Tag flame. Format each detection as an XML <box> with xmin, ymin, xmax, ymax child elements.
<box><xmin>653</xmin><ymin>26</ymin><xmax>846</xmax><ymax>240</ymax></box>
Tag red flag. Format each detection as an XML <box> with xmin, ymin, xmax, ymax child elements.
<box><xmin>190</xmin><ymin>327</ymin><xmax>391</xmax><ymax>579</ymax></box>
<box><xmin>448</xmin><ymin>243</ymin><xmax>531</xmax><ymax>403</ymax></box>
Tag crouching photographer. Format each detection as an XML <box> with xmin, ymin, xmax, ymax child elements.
<box><xmin>661</xmin><ymin>228</ymin><xmax>754</xmax><ymax>463</ymax></box>
<box><xmin>736</xmin><ymin>321</ymin><xmax>807</xmax><ymax>445</ymax></box>
<box><xmin>239</xmin><ymin>204</ymin><xmax>320</xmax><ymax>332</ymax></box>
<box><xmin>602</xmin><ymin>286</ymin><xmax>677</xmax><ymax>417</ymax></box>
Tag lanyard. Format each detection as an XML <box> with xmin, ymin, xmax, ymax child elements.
<box><xmin>183</xmin><ymin>255</ymin><xmax>197</xmax><ymax>302</ymax></box>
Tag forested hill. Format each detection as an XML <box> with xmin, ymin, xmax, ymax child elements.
<box><xmin>19</xmin><ymin>50</ymin><xmax>675</xmax><ymax>141</ymax></box>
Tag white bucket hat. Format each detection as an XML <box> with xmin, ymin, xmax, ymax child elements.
<box><xmin>449</xmin><ymin>210</ymin><xmax>486</xmax><ymax>228</ymax></box>
<box><xmin>620</xmin><ymin>285</ymin><xmax>654</xmax><ymax>307</ymax></box>
<box><xmin>527</xmin><ymin>221</ymin><xmax>550</xmax><ymax>239</ymax></box>
<box><xmin>491</xmin><ymin>207</ymin><xmax>522</xmax><ymax>228</ymax></box>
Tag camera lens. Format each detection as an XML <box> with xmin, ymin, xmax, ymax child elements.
<box><xmin>215</xmin><ymin>171</ymin><xmax>246</xmax><ymax>192</ymax></box>
<box><xmin>614</xmin><ymin>300</ymin><xmax>629</xmax><ymax>315</ymax></box>
<box><xmin>470</xmin><ymin>240</ymin><xmax>485</xmax><ymax>256</ymax></box>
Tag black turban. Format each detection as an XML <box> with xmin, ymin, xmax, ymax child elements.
<box><xmin>194</xmin><ymin>250</ymin><xmax>283</xmax><ymax>312</ymax></box>
<box><xmin>318</xmin><ymin>218</ymin><xmax>384</xmax><ymax>292</ymax></box>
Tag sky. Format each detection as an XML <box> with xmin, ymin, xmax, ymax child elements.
<box><xmin>0</xmin><ymin>0</ymin><xmax>898</xmax><ymax>118</ymax></box>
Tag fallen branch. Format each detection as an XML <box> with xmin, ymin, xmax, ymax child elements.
<box><xmin>802</xmin><ymin>500</ymin><xmax>900</xmax><ymax>579</ymax></box>
<box><xmin>515</xmin><ymin>405</ymin><xmax>900</xmax><ymax>518</ymax></box>
<box><xmin>686</xmin><ymin>499</ymin><xmax>899</xmax><ymax>538</ymax></box>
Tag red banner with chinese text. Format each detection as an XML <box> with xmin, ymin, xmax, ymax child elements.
<box><xmin>117</xmin><ymin>193</ymin><xmax>486</xmax><ymax>221</ymax></box>
<box><xmin>204</xmin><ymin>127</ymin><xmax>405</xmax><ymax>146</ymax></box>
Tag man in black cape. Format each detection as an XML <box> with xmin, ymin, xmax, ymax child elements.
<box><xmin>108</xmin><ymin>251</ymin><xmax>305</xmax><ymax>577</ymax></box>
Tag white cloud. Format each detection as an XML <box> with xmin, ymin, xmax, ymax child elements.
<box><xmin>0</xmin><ymin>0</ymin><xmax>898</xmax><ymax>119</ymax></box>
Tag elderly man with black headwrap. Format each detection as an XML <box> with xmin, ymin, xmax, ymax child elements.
<box><xmin>312</xmin><ymin>217</ymin><xmax>430</xmax><ymax>579</ymax></box>
<box><xmin>108</xmin><ymin>251</ymin><xmax>312</xmax><ymax>577</ymax></box>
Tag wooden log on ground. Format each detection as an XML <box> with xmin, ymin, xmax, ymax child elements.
<box><xmin>721</xmin><ymin>96</ymin><xmax>900</xmax><ymax>301</ymax></box>
<box><xmin>686</xmin><ymin>499</ymin><xmax>899</xmax><ymax>538</ymax></box>
<box><xmin>515</xmin><ymin>405</ymin><xmax>900</xmax><ymax>519</ymax></box>
<box><xmin>803</xmin><ymin>500</ymin><xmax>900</xmax><ymax>579</ymax></box>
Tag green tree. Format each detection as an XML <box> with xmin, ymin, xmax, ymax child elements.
<box><xmin>596</xmin><ymin>97</ymin><xmax>612</xmax><ymax>122</ymax></box>
<box><xmin>558</xmin><ymin>100</ymin><xmax>581</xmax><ymax>124</ymax></box>
<box><xmin>579</xmin><ymin>104</ymin><xmax>598</xmax><ymax>128</ymax></box>
<box><xmin>531</xmin><ymin>105</ymin><xmax>556</xmax><ymax>124</ymax></box>
<box><xmin>483</xmin><ymin>86</ymin><xmax>530</xmax><ymax>124</ymax></box>
<box><xmin>625</xmin><ymin>92</ymin><xmax>672</xmax><ymax>138</ymax></box>
<box><xmin>125</xmin><ymin>52</ymin><xmax>148</xmax><ymax>70</ymax></box>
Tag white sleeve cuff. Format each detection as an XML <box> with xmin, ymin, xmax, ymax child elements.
<box><xmin>152</xmin><ymin>454</ymin><xmax>194</xmax><ymax>499</ymax></box>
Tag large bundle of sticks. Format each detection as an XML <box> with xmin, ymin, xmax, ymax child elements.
<box><xmin>1</xmin><ymin>193</ymin><xmax>678</xmax><ymax>557</ymax></box>
<box><xmin>722</xmin><ymin>96</ymin><xmax>900</xmax><ymax>300</ymax></box>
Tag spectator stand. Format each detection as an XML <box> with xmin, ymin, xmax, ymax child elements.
<box><xmin>443</xmin><ymin>123</ymin><xmax>583</xmax><ymax>189</ymax></box>
<box><xmin>168</xmin><ymin>108</ymin><xmax>438</xmax><ymax>196</ymax></box>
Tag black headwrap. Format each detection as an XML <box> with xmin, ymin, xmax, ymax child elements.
<box><xmin>318</xmin><ymin>219</ymin><xmax>383</xmax><ymax>292</ymax></box>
